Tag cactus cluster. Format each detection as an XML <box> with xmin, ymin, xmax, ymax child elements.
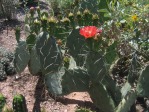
<box><xmin>0</xmin><ymin>0</ymin><xmax>17</xmax><ymax>20</ymax></box>
<box><xmin>14</xmin><ymin>1</ymin><xmax>149</xmax><ymax>112</ymax></box>
<box><xmin>0</xmin><ymin>93</ymin><xmax>28</xmax><ymax>112</ymax></box>
<box><xmin>0</xmin><ymin>47</ymin><xmax>16</xmax><ymax>81</ymax></box>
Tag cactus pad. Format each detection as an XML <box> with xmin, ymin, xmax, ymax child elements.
<box><xmin>14</xmin><ymin>41</ymin><xmax>30</xmax><ymax>74</ymax></box>
<box><xmin>66</xmin><ymin>29</ymin><xmax>88</xmax><ymax>66</ymax></box>
<box><xmin>36</xmin><ymin>32</ymin><xmax>62</xmax><ymax>74</ymax></box>
<box><xmin>28</xmin><ymin>46</ymin><xmax>41</xmax><ymax>75</ymax></box>
<box><xmin>137</xmin><ymin>64</ymin><xmax>149</xmax><ymax>97</ymax></box>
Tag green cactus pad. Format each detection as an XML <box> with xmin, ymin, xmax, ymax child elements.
<box><xmin>66</xmin><ymin>29</ymin><xmax>88</xmax><ymax>67</ymax></box>
<box><xmin>128</xmin><ymin>54</ymin><xmax>140</xmax><ymax>84</ymax></box>
<box><xmin>45</xmin><ymin>66</ymin><xmax>65</xmax><ymax>95</ymax></box>
<box><xmin>45</xmin><ymin>67</ymin><xmax>89</xmax><ymax>95</ymax></box>
<box><xmin>28</xmin><ymin>46</ymin><xmax>41</xmax><ymax>75</ymax></box>
<box><xmin>121</xmin><ymin>82</ymin><xmax>131</xmax><ymax>98</ymax></box>
<box><xmin>24</xmin><ymin>24</ymin><xmax>31</xmax><ymax>36</ymax></box>
<box><xmin>85</xmin><ymin>51</ymin><xmax>107</xmax><ymax>82</ymax></box>
<box><xmin>104</xmin><ymin>41</ymin><xmax>118</xmax><ymax>68</ymax></box>
<box><xmin>26</xmin><ymin>33</ymin><xmax>36</xmax><ymax>50</ymax></box>
<box><xmin>62</xmin><ymin>68</ymin><xmax>90</xmax><ymax>95</ymax></box>
<box><xmin>88</xmin><ymin>82</ymin><xmax>115</xmax><ymax>112</ymax></box>
<box><xmin>36</xmin><ymin>32</ymin><xmax>62</xmax><ymax>74</ymax></box>
<box><xmin>115</xmin><ymin>90</ymin><xmax>137</xmax><ymax>112</ymax></box>
<box><xmin>137</xmin><ymin>64</ymin><xmax>149</xmax><ymax>97</ymax></box>
<box><xmin>14</xmin><ymin>41</ymin><xmax>30</xmax><ymax>74</ymax></box>
<box><xmin>102</xmin><ymin>75</ymin><xmax>122</xmax><ymax>105</ymax></box>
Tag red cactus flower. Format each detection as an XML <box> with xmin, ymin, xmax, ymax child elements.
<box><xmin>80</xmin><ymin>26</ymin><xmax>98</xmax><ymax>39</ymax></box>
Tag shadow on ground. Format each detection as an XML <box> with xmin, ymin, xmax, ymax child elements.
<box><xmin>32</xmin><ymin>75</ymin><xmax>100</xmax><ymax>112</ymax></box>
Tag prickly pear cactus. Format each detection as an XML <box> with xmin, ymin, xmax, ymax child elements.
<box><xmin>0</xmin><ymin>47</ymin><xmax>16</xmax><ymax>81</ymax></box>
<box><xmin>0</xmin><ymin>93</ymin><xmax>6</xmax><ymax>112</ymax></box>
<box><xmin>12</xmin><ymin>94</ymin><xmax>28</xmax><ymax>112</ymax></box>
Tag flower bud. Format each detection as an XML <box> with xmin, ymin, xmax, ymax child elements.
<box><xmin>76</xmin><ymin>11</ymin><xmax>82</xmax><ymax>25</ymax></box>
<box><xmin>48</xmin><ymin>16</ymin><xmax>57</xmax><ymax>24</ymax></box>
<box><xmin>36</xmin><ymin>6</ymin><xmax>40</xmax><ymax>17</ymax></box>
<box><xmin>34</xmin><ymin>19</ymin><xmax>40</xmax><ymax>24</ymax></box>
<box><xmin>83</xmin><ymin>9</ymin><xmax>92</xmax><ymax>25</ymax></box>
<box><xmin>61</xmin><ymin>17</ymin><xmax>70</xmax><ymax>26</ymax></box>
<box><xmin>30</xmin><ymin>7</ymin><xmax>35</xmax><ymax>12</ymax></box>
<box><xmin>68</xmin><ymin>12</ymin><xmax>75</xmax><ymax>28</ymax></box>
<box><xmin>41</xmin><ymin>14</ymin><xmax>47</xmax><ymax>21</ymax></box>
<box><xmin>15</xmin><ymin>26</ymin><xmax>21</xmax><ymax>43</ymax></box>
<box><xmin>63</xmin><ymin>55</ymin><xmax>70</xmax><ymax>63</ymax></box>
<box><xmin>63</xmin><ymin>55</ymin><xmax>70</xmax><ymax>68</ymax></box>
<box><xmin>94</xmin><ymin>29</ymin><xmax>102</xmax><ymax>40</ymax></box>
<box><xmin>57</xmin><ymin>39</ymin><xmax>62</xmax><ymax>46</ymax></box>
<box><xmin>36</xmin><ymin>6</ymin><xmax>40</xmax><ymax>11</ymax></box>
<box><xmin>92</xmin><ymin>14</ymin><xmax>99</xmax><ymax>25</ymax></box>
<box><xmin>41</xmin><ymin>15</ymin><xmax>48</xmax><ymax>31</ymax></box>
<box><xmin>92</xmin><ymin>14</ymin><xmax>99</xmax><ymax>20</ymax></box>
<box><xmin>68</xmin><ymin>12</ymin><xmax>74</xmax><ymax>22</ymax></box>
<box><xmin>83</xmin><ymin>9</ymin><xmax>91</xmax><ymax>16</ymax></box>
<box><xmin>30</xmin><ymin>7</ymin><xmax>35</xmax><ymax>16</ymax></box>
<box><xmin>97</xmin><ymin>29</ymin><xmax>102</xmax><ymax>34</ymax></box>
<box><xmin>68</xmin><ymin>12</ymin><xmax>74</xmax><ymax>18</ymax></box>
<box><xmin>77</xmin><ymin>11</ymin><xmax>82</xmax><ymax>18</ymax></box>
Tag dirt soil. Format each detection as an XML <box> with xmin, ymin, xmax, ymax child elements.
<box><xmin>0</xmin><ymin>1</ymin><xmax>97</xmax><ymax>112</ymax></box>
